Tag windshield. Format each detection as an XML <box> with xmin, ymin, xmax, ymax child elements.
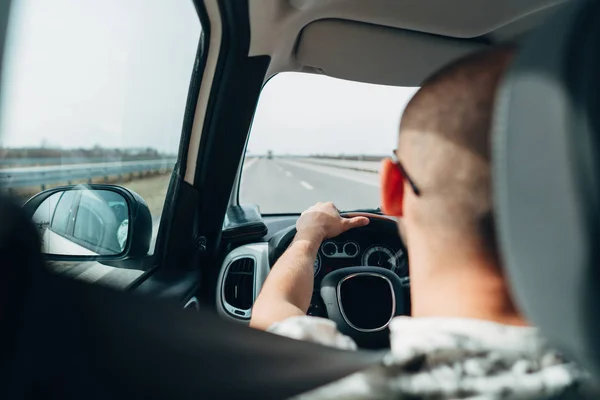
<box><xmin>240</xmin><ymin>73</ymin><xmax>418</xmax><ymax>214</ymax></box>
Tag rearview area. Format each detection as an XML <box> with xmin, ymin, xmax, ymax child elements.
<box><xmin>32</xmin><ymin>187</ymin><xmax>130</xmax><ymax>256</ymax></box>
<box><xmin>240</xmin><ymin>72</ymin><xmax>419</xmax><ymax>214</ymax></box>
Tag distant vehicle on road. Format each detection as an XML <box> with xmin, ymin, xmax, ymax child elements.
<box><xmin>267</xmin><ymin>150</ymin><xmax>273</xmax><ymax>159</ymax></box>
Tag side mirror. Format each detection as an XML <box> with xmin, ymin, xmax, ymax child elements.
<box><xmin>22</xmin><ymin>184</ymin><xmax>152</xmax><ymax>260</ymax></box>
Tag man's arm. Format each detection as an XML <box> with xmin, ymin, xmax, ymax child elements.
<box><xmin>250</xmin><ymin>202</ymin><xmax>369</xmax><ymax>330</ymax></box>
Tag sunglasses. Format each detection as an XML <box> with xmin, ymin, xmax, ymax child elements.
<box><xmin>391</xmin><ymin>150</ymin><xmax>420</xmax><ymax>196</ymax></box>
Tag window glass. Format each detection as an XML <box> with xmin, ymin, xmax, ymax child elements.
<box><xmin>240</xmin><ymin>73</ymin><xmax>419</xmax><ymax>213</ymax></box>
<box><xmin>73</xmin><ymin>202</ymin><xmax>105</xmax><ymax>249</ymax></box>
<box><xmin>31</xmin><ymin>191</ymin><xmax>61</xmax><ymax>230</ymax></box>
<box><xmin>50</xmin><ymin>190</ymin><xmax>77</xmax><ymax>235</ymax></box>
<box><xmin>1</xmin><ymin>0</ymin><xmax>201</xmax><ymax>260</ymax></box>
<box><xmin>73</xmin><ymin>190</ymin><xmax>128</xmax><ymax>253</ymax></box>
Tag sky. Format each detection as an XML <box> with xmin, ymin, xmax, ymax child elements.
<box><xmin>247</xmin><ymin>74</ymin><xmax>418</xmax><ymax>156</ymax></box>
<box><xmin>0</xmin><ymin>0</ymin><xmax>418</xmax><ymax>157</ymax></box>
<box><xmin>0</xmin><ymin>0</ymin><xmax>201</xmax><ymax>154</ymax></box>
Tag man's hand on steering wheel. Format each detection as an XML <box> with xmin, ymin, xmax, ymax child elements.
<box><xmin>251</xmin><ymin>202</ymin><xmax>370</xmax><ymax>330</ymax></box>
<box><xmin>295</xmin><ymin>202</ymin><xmax>370</xmax><ymax>243</ymax></box>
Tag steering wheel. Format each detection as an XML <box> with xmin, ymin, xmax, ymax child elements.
<box><xmin>268</xmin><ymin>213</ymin><xmax>410</xmax><ymax>348</ymax></box>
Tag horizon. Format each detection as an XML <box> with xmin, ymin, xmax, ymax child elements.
<box><xmin>0</xmin><ymin>145</ymin><xmax>387</xmax><ymax>157</ymax></box>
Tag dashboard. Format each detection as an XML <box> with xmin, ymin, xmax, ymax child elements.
<box><xmin>216</xmin><ymin>213</ymin><xmax>410</xmax><ymax>323</ymax></box>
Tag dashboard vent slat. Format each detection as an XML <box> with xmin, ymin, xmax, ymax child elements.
<box><xmin>223</xmin><ymin>257</ymin><xmax>255</xmax><ymax>313</ymax></box>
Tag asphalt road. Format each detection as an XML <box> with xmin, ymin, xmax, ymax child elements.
<box><xmin>240</xmin><ymin>158</ymin><xmax>381</xmax><ymax>213</ymax></box>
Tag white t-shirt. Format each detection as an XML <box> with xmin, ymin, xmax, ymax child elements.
<box><xmin>268</xmin><ymin>316</ymin><xmax>586</xmax><ymax>399</ymax></box>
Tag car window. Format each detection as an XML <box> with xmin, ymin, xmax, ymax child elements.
<box><xmin>73</xmin><ymin>202</ymin><xmax>105</xmax><ymax>250</ymax></box>
<box><xmin>50</xmin><ymin>190</ymin><xmax>77</xmax><ymax>235</ymax></box>
<box><xmin>73</xmin><ymin>190</ymin><xmax>127</xmax><ymax>253</ymax></box>
<box><xmin>240</xmin><ymin>73</ymin><xmax>419</xmax><ymax>214</ymax></box>
<box><xmin>0</xmin><ymin>0</ymin><xmax>201</xmax><ymax>261</ymax></box>
<box><xmin>31</xmin><ymin>191</ymin><xmax>61</xmax><ymax>230</ymax></box>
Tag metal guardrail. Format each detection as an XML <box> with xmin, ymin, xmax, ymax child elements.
<box><xmin>0</xmin><ymin>158</ymin><xmax>177</xmax><ymax>189</ymax></box>
<box><xmin>0</xmin><ymin>156</ymin><xmax>166</xmax><ymax>167</ymax></box>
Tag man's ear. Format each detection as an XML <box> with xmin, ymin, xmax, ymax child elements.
<box><xmin>380</xmin><ymin>158</ymin><xmax>404</xmax><ymax>217</ymax></box>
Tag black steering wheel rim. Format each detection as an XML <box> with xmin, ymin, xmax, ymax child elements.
<box><xmin>267</xmin><ymin>213</ymin><xmax>400</xmax><ymax>264</ymax></box>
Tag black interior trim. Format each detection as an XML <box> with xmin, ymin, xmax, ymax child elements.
<box><xmin>9</xmin><ymin>262</ymin><xmax>386</xmax><ymax>400</ymax></box>
<box><xmin>136</xmin><ymin>0</ymin><xmax>209</xmax><ymax>282</ymax></box>
<box><xmin>222</xmin><ymin>204</ymin><xmax>268</xmax><ymax>242</ymax></box>
<box><xmin>133</xmin><ymin>268</ymin><xmax>200</xmax><ymax>304</ymax></box>
<box><xmin>191</xmin><ymin>0</ymin><xmax>270</xmax><ymax>305</ymax></box>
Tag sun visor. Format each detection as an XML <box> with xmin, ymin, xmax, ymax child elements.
<box><xmin>295</xmin><ymin>19</ymin><xmax>485</xmax><ymax>87</ymax></box>
<box><xmin>493</xmin><ymin>0</ymin><xmax>600</xmax><ymax>375</ymax></box>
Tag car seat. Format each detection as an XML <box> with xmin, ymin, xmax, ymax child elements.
<box><xmin>493</xmin><ymin>0</ymin><xmax>600</xmax><ymax>383</ymax></box>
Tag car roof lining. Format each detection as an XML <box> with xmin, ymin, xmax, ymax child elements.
<box><xmin>247</xmin><ymin>0</ymin><xmax>569</xmax><ymax>87</ymax></box>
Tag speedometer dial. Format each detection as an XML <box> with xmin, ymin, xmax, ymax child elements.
<box><xmin>362</xmin><ymin>245</ymin><xmax>400</xmax><ymax>272</ymax></box>
<box><xmin>314</xmin><ymin>252</ymin><xmax>322</xmax><ymax>276</ymax></box>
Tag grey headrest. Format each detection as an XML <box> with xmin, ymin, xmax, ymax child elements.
<box><xmin>493</xmin><ymin>0</ymin><xmax>600</xmax><ymax>376</ymax></box>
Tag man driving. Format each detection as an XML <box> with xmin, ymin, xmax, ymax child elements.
<box><xmin>250</xmin><ymin>45</ymin><xmax>585</xmax><ymax>399</ymax></box>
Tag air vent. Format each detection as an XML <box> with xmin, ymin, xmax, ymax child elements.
<box><xmin>222</xmin><ymin>257</ymin><xmax>255</xmax><ymax>318</ymax></box>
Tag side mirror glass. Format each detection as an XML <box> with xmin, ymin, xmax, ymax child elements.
<box><xmin>24</xmin><ymin>184</ymin><xmax>152</xmax><ymax>259</ymax></box>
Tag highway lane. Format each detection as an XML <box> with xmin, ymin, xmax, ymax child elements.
<box><xmin>240</xmin><ymin>158</ymin><xmax>380</xmax><ymax>213</ymax></box>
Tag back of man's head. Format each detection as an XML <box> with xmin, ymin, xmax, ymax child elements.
<box><xmin>397</xmin><ymin>44</ymin><xmax>515</xmax><ymax>259</ymax></box>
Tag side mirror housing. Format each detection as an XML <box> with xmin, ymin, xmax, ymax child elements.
<box><xmin>22</xmin><ymin>184</ymin><xmax>152</xmax><ymax>261</ymax></box>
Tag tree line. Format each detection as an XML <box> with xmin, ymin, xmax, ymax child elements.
<box><xmin>0</xmin><ymin>146</ymin><xmax>171</xmax><ymax>160</ymax></box>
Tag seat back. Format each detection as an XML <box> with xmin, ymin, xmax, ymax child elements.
<box><xmin>493</xmin><ymin>0</ymin><xmax>600</xmax><ymax>378</ymax></box>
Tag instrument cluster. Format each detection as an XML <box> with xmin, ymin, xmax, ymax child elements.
<box><xmin>313</xmin><ymin>237</ymin><xmax>408</xmax><ymax>280</ymax></box>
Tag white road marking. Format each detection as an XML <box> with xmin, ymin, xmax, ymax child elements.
<box><xmin>285</xmin><ymin>171</ymin><xmax>292</xmax><ymax>177</ymax></box>
<box><xmin>279</xmin><ymin>159</ymin><xmax>379</xmax><ymax>187</ymax></box>
<box><xmin>242</xmin><ymin>157</ymin><xmax>258</xmax><ymax>171</ymax></box>
<box><xmin>300</xmin><ymin>180</ymin><xmax>314</xmax><ymax>190</ymax></box>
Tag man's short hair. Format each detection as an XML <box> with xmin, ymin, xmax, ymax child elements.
<box><xmin>399</xmin><ymin>43</ymin><xmax>516</xmax><ymax>256</ymax></box>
